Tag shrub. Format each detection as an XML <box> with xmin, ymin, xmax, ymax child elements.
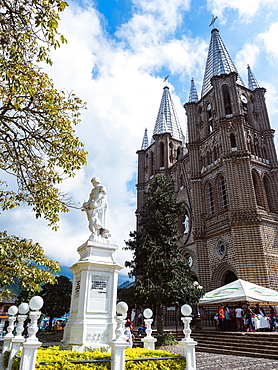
<box><xmin>156</xmin><ymin>333</ymin><xmax>178</xmax><ymax>347</ymax></box>
<box><xmin>3</xmin><ymin>350</ymin><xmax>10</xmax><ymax>368</ymax></box>
<box><xmin>12</xmin><ymin>346</ymin><xmax>185</xmax><ymax>370</ymax></box>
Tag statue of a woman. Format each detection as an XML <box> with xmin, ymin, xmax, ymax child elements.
<box><xmin>82</xmin><ymin>177</ymin><xmax>110</xmax><ymax>240</ymax></box>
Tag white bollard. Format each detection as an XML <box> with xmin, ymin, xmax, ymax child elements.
<box><xmin>178</xmin><ymin>304</ymin><xmax>197</xmax><ymax>370</ymax></box>
<box><xmin>19</xmin><ymin>297</ymin><xmax>43</xmax><ymax>370</ymax></box>
<box><xmin>141</xmin><ymin>308</ymin><xmax>157</xmax><ymax>350</ymax></box>
<box><xmin>108</xmin><ymin>302</ymin><xmax>129</xmax><ymax>370</ymax></box>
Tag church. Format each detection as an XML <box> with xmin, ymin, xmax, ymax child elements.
<box><xmin>136</xmin><ymin>27</ymin><xmax>278</xmax><ymax>293</ymax></box>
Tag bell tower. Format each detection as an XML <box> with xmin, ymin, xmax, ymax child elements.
<box><xmin>135</xmin><ymin>27</ymin><xmax>278</xmax><ymax>293</ymax></box>
<box><xmin>185</xmin><ymin>28</ymin><xmax>278</xmax><ymax>291</ymax></box>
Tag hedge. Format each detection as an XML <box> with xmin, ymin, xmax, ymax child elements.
<box><xmin>11</xmin><ymin>346</ymin><xmax>186</xmax><ymax>370</ymax></box>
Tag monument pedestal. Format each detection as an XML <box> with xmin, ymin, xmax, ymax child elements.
<box><xmin>61</xmin><ymin>239</ymin><xmax>122</xmax><ymax>351</ymax></box>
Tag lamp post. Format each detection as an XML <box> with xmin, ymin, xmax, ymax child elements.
<box><xmin>141</xmin><ymin>308</ymin><xmax>157</xmax><ymax>350</ymax></box>
<box><xmin>179</xmin><ymin>304</ymin><xmax>197</xmax><ymax>370</ymax></box>
<box><xmin>1</xmin><ymin>305</ymin><xmax>18</xmax><ymax>356</ymax></box>
<box><xmin>8</xmin><ymin>303</ymin><xmax>29</xmax><ymax>370</ymax></box>
<box><xmin>19</xmin><ymin>296</ymin><xmax>44</xmax><ymax>370</ymax></box>
<box><xmin>109</xmin><ymin>301</ymin><xmax>129</xmax><ymax>370</ymax></box>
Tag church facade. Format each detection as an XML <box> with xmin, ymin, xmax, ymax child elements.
<box><xmin>136</xmin><ymin>28</ymin><xmax>278</xmax><ymax>292</ymax></box>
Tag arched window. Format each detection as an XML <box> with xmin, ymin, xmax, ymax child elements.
<box><xmin>207</xmin><ymin>182</ymin><xmax>214</xmax><ymax>215</ymax></box>
<box><xmin>207</xmin><ymin>103</ymin><xmax>213</xmax><ymax>133</ymax></box>
<box><xmin>241</xmin><ymin>94</ymin><xmax>248</xmax><ymax>123</ymax></box>
<box><xmin>160</xmin><ymin>142</ymin><xmax>164</xmax><ymax>168</ymax></box>
<box><xmin>230</xmin><ymin>133</ymin><xmax>237</xmax><ymax>149</ymax></box>
<box><xmin>176</xmin><ymin>146</ymin><xmax>181</xmax><ymax>160</ymax></box>
<box><xmin>219</xmin><ymin>175</ymin><xmax>229</xmax><ymax>210</ymax></box>
<box><xmin>222</xmin><ymin>84</ymin><xmax>232</xmax><ymax>115</ymax></box>
<box><xmin>169</xmin><ymin>142</ymin><xmax>173</xmax><ymax>163</ymax></box>
<box><xmin>145</xmin><ymin>153</ymin><xmax>148</xmax><ymax>173</ymax></box>
<box><xmin>252</xmin><ymin>170</ymin><xmax>264</xmax><ymax>207</ymax></box>
<box><xmin>213</xmin><ymin>146</ymin><xmax>218</xmax><ymax>161</ymax></box>
<box><xmin>224</xmin><ymin>271</ymin><xmax>237</xmax><ymax>285</ymax></box>
<box><xmin>263</xmin><ymin>175</ymin><xmax>276</xmax><ymax>213</ymax></box>
<box><xmin>150</xmin><ymin>151</ymin><xmax>154</xmax><ymax>175</ymax></box>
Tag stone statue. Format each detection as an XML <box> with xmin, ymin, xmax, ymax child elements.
<box><xmin>82</xmin><ymin>177</ymin><xmax>111</xmax><ymax>240</ymax></box>
<box><xmin>183</xmin><ymin>214</ymin><xmax>190</xmax><ymax>234</ymax></box>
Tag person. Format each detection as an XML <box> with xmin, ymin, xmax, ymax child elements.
<box><xmin>124</xmin><ymin>321</ymin><xmax>134</xmax><ymax>347</ymax></box>
<box><xmin>229</xmin><ymin>306</ymin><xmax>236</xmax><ymax>331</ymax></box>
<box><xmin>218</xmin><ymin>304</ymin><xmax>225</xmax><ymax>331</ymax></box>
<box><xmin>224</xmin><ymin>307</ymin><xmax>230</xmax><ymax>331</ymax></box>
<box><xmin>235</xmin><ymin>305</ymin><xmax>244</xmax><ymax>331</ymax></box>
<box><xmin>137</xmin><ymin>312</ymin><xmax>143</xmax><ymax>326</ymax></box>
<box><xmin>82</xmin><ymin>177</ymin><xmax>110</xmax><ymax>239</ymax></box>
<box><xmin>245</xmin><ymin>304</ymin><xmax>254</xmax><ymax>331</ymax></box>
<box><xmin>138</xmin><ymin>323</ymin><xmax>147</xmax><ymax>336</ymax></box>
<box><xmin>255</xmin><ymin>303</ymin><xmax>265</xmax><ymax>316</ymax></box>
<box><xmin>269</xmin><ymin>306</ymin><xmax>277</xmax><ymax>331</ymax></box>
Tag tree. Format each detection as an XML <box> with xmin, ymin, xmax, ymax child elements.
<box><xmin>0</xmin><ymin>1</ymin><xmax>86</xmax><ymax>297</ymax></box>
<box><xmin>0</xmin><ymin>231</ymin><xmax>60</xmax><ymax>299</ymax></box>
<box><xmin>125</xmin><ymin>174</ymin><xmax>203</xmax><ymax>335</ymax></box>
<box><xmin>40</xmin><ymin>275</ymin><xmax>72</xmax><ymax>330</ymax></box>
<box><xmin>0</xmin><ymin>0</ymin><xmax>87</xmax><ymax>229</ymax></box>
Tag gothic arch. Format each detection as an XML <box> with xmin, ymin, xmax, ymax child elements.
<box><xmin>218</xmin><ymin>174</ymin><xmax>229</xmax><ymax>210</ymax></box>
<box><xmin>205</xmin><ymin>181</ymin><xmax>214</xmax><ymax>215</ymax></box>
<box><xmin>251</xmin><ymin>169</ymin><xmax>264</xmax><ymax>207</ymax></box>
<box><xmin>211</xmin><ymin>262</ymin><xmax>237</xmax><ymax>289</ymax></box>
<box><xmin>160</xmin><ymin>141</ymin><xmax>165</xmax><ymax>168</ymax></box>
<box><xmin>222</xmin><ymin>84</ymin><xmax>232</xmax><ymax>115</ymax></box>
<box><xmin>263</xmin><ymin>174</ymin><xmax>276</xmax><ymax>213</ymax></box>
<box><xmin>230</xmin><ymin>133</ymin><xmax>237</xmax><ymax>149</ymax></box>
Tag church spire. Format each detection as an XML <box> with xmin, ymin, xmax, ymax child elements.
<box><xmin>201</xmin><ymin>28</ymin><xmax>245</xmax><ymax>97</ymax></box>
<box><xmin>141</xmin><ymin>128</ymin><xmax>149</xmax><ymax>150</ymax></box>
<box><xmin>151</xmin><ymin>86</ymin><xmax>184</xmax><ymax>143</ymax></box>
<box><xmin>247</xmin><ymin>65</ymin><xmax>260</xmax><ymax>90</ymax></box>
<box><xmin>188</xmin><ymin>78</ymin><xmax>198</xmax><ymax>102</ymax></box>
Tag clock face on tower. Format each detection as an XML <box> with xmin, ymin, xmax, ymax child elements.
<box><xmin>241</xmin><ymin>94</ymin><xmax>248</xmax><ymax>104</ymax></box>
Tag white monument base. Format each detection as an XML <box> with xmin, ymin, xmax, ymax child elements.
<box><xmin>61</xmin><ymin>239</ymin><xmax>122</xmax><ymax>351</ymax></box>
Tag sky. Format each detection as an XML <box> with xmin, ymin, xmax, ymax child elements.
<box><xmin>3</xmin><ymin>0</ymin><xmax>278</xmax><ymax>277</ymax></box>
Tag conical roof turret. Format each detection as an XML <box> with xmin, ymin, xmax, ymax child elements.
<box><xmin>141</xmin><ymin>128</ymin><xmax>149</xmax><ymax>150</ymax></box>
<box><xmin>188</xmin><ymin>78</ymin><xmax>198</xmax><ymax>102</ymax></box>
<box><xmin>201</xmin><ymin>28</ymin><xmax>245</xmax><ymax>97</ymax></box>
<box><xmin>247</xmin><ymin>65</ymin><xmax>260</xmax><ymax>90</ymax></box>
<box><xmin>151</xmin><ymin>86</ymin><xmax>184</xmax><ymax>143</ymax></box>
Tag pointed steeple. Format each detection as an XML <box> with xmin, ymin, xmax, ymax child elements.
<box><xmin>188</xmin><ymin>78</ymin><xmax>198</xmax><ymax>103</ymax></box>
<box><xmin>151</xmin><ymin>86</ymin><xmax>184</xmax><ymax>143</ymax></box>
<box><xmin>201</xmin><ymin>28</ymin><xmax>245</xmax><ymax>97</ymax></box>
<box><xmin>141</xmin><ymin>128</ymin><xmax>149</xmax><ymax>150</ymax></box>
<box><xmin>247</xmin><ymin>65</ymin><xmax>259</xmax><ymax>90</ymax></box>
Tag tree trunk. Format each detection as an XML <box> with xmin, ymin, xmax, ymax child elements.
<box><xmin>156</xmin><ymin>303</ymin><xmax>164</xmax><ymax>336</ymax></box>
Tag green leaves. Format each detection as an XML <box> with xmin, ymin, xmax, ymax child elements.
<box><xmin>124</xmin><ymin>174</ymin><xmax>203</xmax><ymax>332</ymax></box>
<box><xmin>0</xmin><ymin>0</ymin><xmax>87</xmax><ymax>228</ymax></box>
<box><xmin>0</xmin><ymin>231</ymin><xmax>60</xmax><ymax>300</ymax></box>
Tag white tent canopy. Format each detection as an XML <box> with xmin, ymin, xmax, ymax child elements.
<box><xmin>199</xmin><ymin>279</ymin><xmax>278</xmax><ymax>306</ymax></box>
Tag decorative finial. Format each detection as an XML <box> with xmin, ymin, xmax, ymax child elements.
<box><xmin>163</xmin><ymin>75</ymin><xmax>169</xmax><ymax>85</ymax></box>
<box><xmin>209</xmin><ymin>15</ymin><xmax>218</xmax><ymax>28</ymax></box>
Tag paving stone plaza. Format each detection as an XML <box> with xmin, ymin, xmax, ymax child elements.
<box><xmin>196</xmin><ymin>352</ymin><xmax>278</xmax><ymax>370</ymax></box>
<box><xmin>160</xmin><ymin>346</ymin><xmax>278</xmax><ymax>369</ymax></box>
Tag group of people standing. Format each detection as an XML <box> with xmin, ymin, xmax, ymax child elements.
<box><xmin>216</xmin><ymin>303</ymin><xmax>277</xmax><ymax>332</ymax></box>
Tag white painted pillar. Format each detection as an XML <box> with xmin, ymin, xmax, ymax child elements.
<box><xmin>178</xmin><ymin>305</ymin><xmax>197</xmax><ymax>370</ymax></box>
<box><xmin>8</xmin><ymin>314</ymin><xmax>27</xmax><ymax>370</ymax></box>
<box><xmin>19</xmin><ymin>297</ymin><xmax>43</xmax><ymax>370</ymax></box>
<box><xmin>141</xmin><ymin>308</ymin><xmax>157</xmax><ymax>350</ymax></box>
<box><xmin>108</xmin><ymin>302</ymin><xmax>129</xmax><ymax>370</ymax></box>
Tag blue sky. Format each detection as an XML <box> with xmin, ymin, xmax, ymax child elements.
<box><xmin>3</xmin><ymin>0</ymin><xmax>278</xmax><ymax>275</ymax></box>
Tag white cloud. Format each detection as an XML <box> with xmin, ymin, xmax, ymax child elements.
<box><xmin>235</xmin><ymin>42</ymin><xmax>260</xmax><ymax>75</ymax></box>
<box><xmin>259</xmin><ymin>21</ymin><xmax>278</xmax><ymax>62</ymax></box>
<box><xmin>207</xmin><ymin>0</ymin><xmax>278</xmax><ymax>21</ymax></box>
<box><xmin>4</xmin><ymin>0</ymin><xmax>208</xmax><ymax>275</ymax></box>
